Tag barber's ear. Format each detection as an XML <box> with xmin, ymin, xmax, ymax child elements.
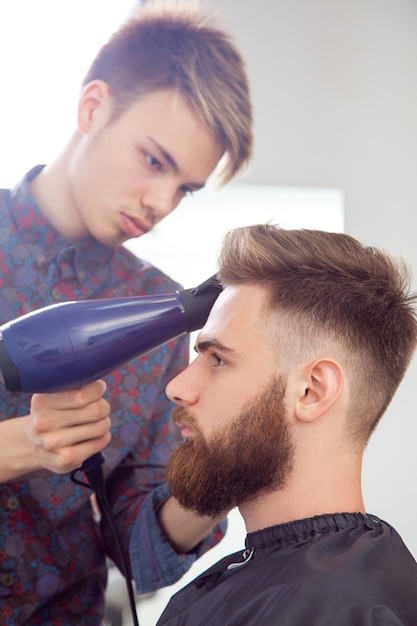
<box><xmin>294</xmin><ymin>358</ymin><xmax>343</xmax><ymax>424</ymax></box>
<box><xmin>77</xmin><ymin>80</ymin><xmax>112</xmax><ymax>133</ymax></box>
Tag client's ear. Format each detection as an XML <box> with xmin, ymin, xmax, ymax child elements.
<box><xmin>294</xmin><ymin>358</ymin><xmax>343</xmax><ymax>424</ymax></box>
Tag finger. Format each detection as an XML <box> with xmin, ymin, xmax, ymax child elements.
<box><xmin>32</xmin><ymin>379</ymin><xmax>107</xmax><ymax>412</ymax></box>
<box><xmin>30</xmin><ymin>395</ymin><xmax>111</xmax><ymax>437</ymax></box>
<box><xmin>42</xmin><ymin>430</ymin><xmax>112</xmax><ymax>474</ymax></box>
<box><xmin>40</xmin><ymin>415</ymin><xmax>112</xmax><ymax>452</ymax></box>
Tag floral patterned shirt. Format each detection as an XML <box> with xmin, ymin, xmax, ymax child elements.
<box><xmin>0</xmin><ymin>166</ymin><xmax>224</xmax><ymax>625</ymax></box>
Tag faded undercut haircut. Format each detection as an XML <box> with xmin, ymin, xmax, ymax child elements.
<box><xmin>82</xmin><ymin>0</ymin><xmax>253</xmax><ymax>184</ymax></box>
<box><xmin>218</xmin><ymin>224</ymin><xmax>417</xmax><ymax>443</ymax></box>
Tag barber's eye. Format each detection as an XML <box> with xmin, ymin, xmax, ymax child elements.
<box><xmin>145</xmin><ymin>153</ymin><xmax>162</xmax><ymax>169</ymax></box>
<box><xmin>179</xmin><ymin>185</ymin><xmax>194</xmax><ymax>197</ymax></box>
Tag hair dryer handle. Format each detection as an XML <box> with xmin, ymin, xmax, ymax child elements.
<box><xmin>80</xmin><ymin>451</ymin><xmax>105</xmax><ymax>472</ymax></box>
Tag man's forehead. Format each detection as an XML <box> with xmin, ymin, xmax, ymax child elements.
<box><xmin>214</xmin><ymin>283</ymin><xmax>267</xmax><ymax>311</ymax></box>
<box><xmin>200</xmin><ymin>283</ymin><xmax>268</xmax><ymax>339</ymax></box>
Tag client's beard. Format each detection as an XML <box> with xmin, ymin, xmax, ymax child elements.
<box><xmin>166</xmin><ymin>376</ymin><xmax>294</xmax><ymax>518</ymax></box>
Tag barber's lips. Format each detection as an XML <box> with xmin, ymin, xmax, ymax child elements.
<box><xmin>121</xmin><ymin>214</ymin><xmax>151</xmax><ymax>238</ymax></box>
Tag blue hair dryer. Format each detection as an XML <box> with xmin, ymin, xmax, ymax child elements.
<box><xmin>0</xmin><ymin>275</ymin><xmax>221</xmax><ymax>472</ymax></box>
<box><xmin>0</xmin><ymin>274</ymin><xmax>221</xmax><ymax>395</ymax></box>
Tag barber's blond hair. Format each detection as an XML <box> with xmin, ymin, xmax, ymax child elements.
<box><xmin>82</xmin><ymin>0</ymin><xmax>252</xmax><ymax>183</ymax></box>
<box><xmin>219</xmin><ymin>224</ymin><xmax>417</xmax><ymax>443</ymax></box>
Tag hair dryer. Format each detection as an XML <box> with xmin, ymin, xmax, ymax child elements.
<box><xmin>0</xmin><ymin>275</ymin><xmax>222</xmax><ymax>471</ymax></box>
<box><xmin>0</xmin><ymin>274</ymin><xmax>222</xmax><ymax>395</ymax></box>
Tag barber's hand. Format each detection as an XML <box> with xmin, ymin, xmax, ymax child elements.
<box><xmin>25</xmin><ymin>380</ymin><xmax>111</xmax><ymax>474</ymax></box>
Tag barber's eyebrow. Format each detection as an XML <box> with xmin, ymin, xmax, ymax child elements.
<box><xmin>194</xmin><ymin>339</ymin><xmax>237</xmax><ymax>355</ymax></box>
<box><xmin>147</xmin><ymin>136</ymin><xmax>206</xmax><ymax>191</ymax></box>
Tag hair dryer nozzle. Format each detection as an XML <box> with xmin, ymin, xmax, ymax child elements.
<box><xmin>178</xmin><ymin>274</ymin><xmax>223</xmax><ymax>332</ymax></box>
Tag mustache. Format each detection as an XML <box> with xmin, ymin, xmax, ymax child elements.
<box><xmin>172</xmin><ymin>406</ymin><xmax>201</xmax><ymax>438</ymax></box>
<box><xmin>171</xmin><ymin>405</ymin><xmax>199</xmax><ymax>431</ymax></box>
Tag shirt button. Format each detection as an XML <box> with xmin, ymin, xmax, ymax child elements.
<box><xmin>1</xmin><ymin>573</ymin><xmax>14</xmax><ymax>587</ymax></box>
<box><xmin>7</xmin><ymin>497</ymin><xmax>19</xmax><ymax>510</ymax></box>
<box><xmin>51</xmin><ymin>288</ymin><xmax>61</xmax><ymax>300</ymax></box>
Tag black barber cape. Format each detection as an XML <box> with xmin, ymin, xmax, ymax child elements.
<box><xmin>157</xmin><ymin>513</ymin><xmax>417</xmax><ymax>625</ymax></box>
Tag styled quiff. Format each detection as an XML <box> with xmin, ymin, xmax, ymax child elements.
<box><xmin>218</xmin><ymin>224</ymin><xmax>417</xmax><ymax>442</ymax></box>
<box><xmin>82</xmin><ymin>0</ymin><xmax>252</xmax><ymax>184</ymax></box>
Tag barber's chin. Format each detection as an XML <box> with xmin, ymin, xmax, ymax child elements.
<box><xmin>90</xmin><ymin>228</ymin><xmax>125</xmax><ymax>247</ymax></box>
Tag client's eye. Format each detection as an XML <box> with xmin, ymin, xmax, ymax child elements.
<box><xmin>211</xmin><ymin>353</ymin><xmax>226</xmax><ymax>367</ymax></box>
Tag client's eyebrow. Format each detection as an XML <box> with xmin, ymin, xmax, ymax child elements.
<box><xmin>194</xmin><ymin>339</ymin><xmax>236</xmax><ymax>355</ymax></box>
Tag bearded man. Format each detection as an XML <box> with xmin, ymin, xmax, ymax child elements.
<box><xmin>147</xmin><ymin>224</ymin><xmax>417</xmax><ymax>626</ymax></box>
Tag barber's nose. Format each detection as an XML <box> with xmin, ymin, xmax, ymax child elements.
<box><xmin>143</xmin><ymin>182</ymin><xmax>178</xmax><ymax>220</ymax></box>
<box><xmin>166</xmin><ymin>366</ymin><xmax>199</xmax><ymax>406</ymax></box>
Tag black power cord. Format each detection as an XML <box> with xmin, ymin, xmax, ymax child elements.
<box><xmin>71</xmin><ymin>465</ymin><xmax>140</xmax><ymax>626</ymax></box>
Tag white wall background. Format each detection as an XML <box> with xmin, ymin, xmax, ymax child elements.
<box><xmin>0</xmin><ymin>0</ymin><xmax>137</xmax><ymax>185</ymax></box>
<box><xmin>0</xmin><ymin>1</ymin><xmax>416</xmax><ymax>624</ymax></box>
